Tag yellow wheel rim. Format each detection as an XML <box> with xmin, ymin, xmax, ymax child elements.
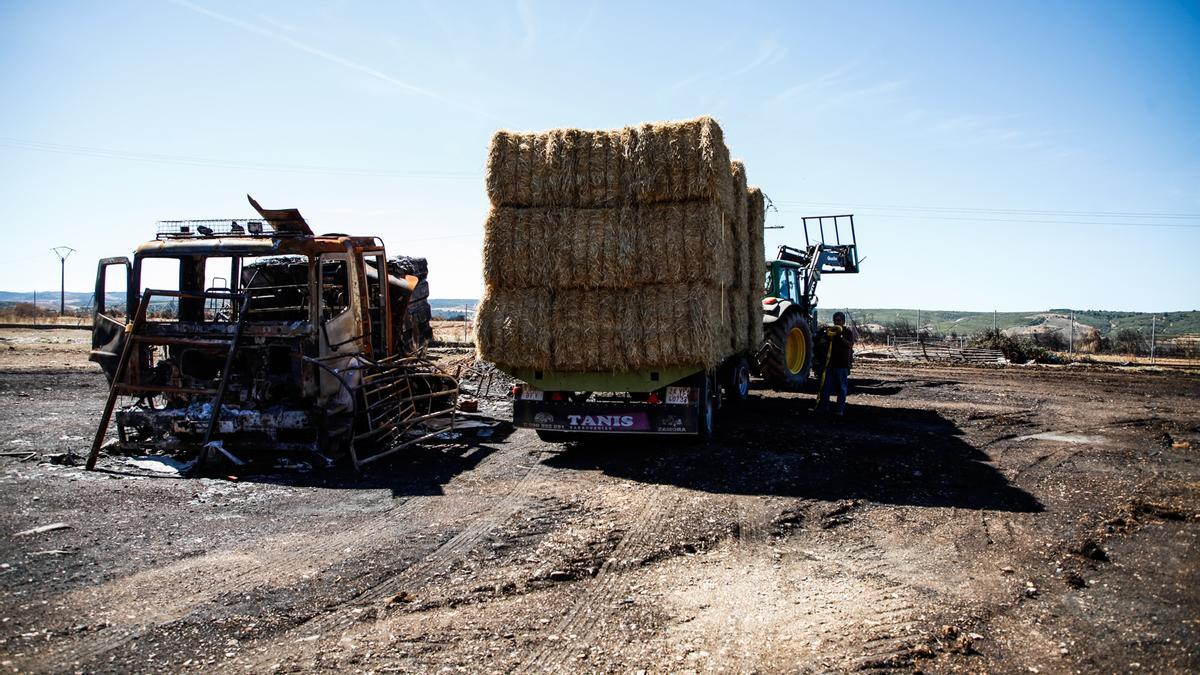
<box><xmin>786</xmin><ymin>327</ymin><xmax>807</xmax><ymax>374</ymax></box>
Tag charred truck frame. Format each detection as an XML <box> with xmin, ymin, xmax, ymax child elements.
<box><xmin>86</xmin><ymin>197</ymin><xmax>456</xmax><ymax>471</ymax></box>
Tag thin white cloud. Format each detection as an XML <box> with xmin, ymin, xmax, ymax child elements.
<box><xmin>921</xmin><ymin>112</ymin><xmax>1056</xmax><ymax>152</ymax></box>
<box><xmin>257</xmin><ymin>13</ymin><xmax>297</xmax><ymax>33</ymax></box>
<box><xmin>171</xmin><ymin>0</ymin><xmax>505</xmax><ymax>123</ymax></box>
<box><xmin>774</xmin><ymin>62</ymin><xmax>857</xmax><ymax>102</ymax></box>
<box><xmin>669</xmin><ymin>35</ymin><xmax>787</xmax><ymax>94</ymax></box>
<box><xmin>567</xmin><ymin>0</ymin><xmax>598</xmax><ymax>46</ymax></box>
<box><xmin>727</xmin><ymin>37</ymin><xmax>787</xmax><ymax>78</ymax></box>
<box><xmin>516</xmin><ymin>0</ymin><xmax>537</xmax><ymax>50</ymax></box>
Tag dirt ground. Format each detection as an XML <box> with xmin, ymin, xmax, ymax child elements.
<box><xmin>0</xmin><ymin>328</ymin><xmax>1197</xmax><ymax>673</ymax></box>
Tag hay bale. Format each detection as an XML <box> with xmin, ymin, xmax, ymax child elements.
<box><xmin>730</xmin><ymin>161</ymin><xmax>750</xmax><ymax>290</ymax></box>
<box><xmin>486</xmin><ymin>117</ymin><xmax>734</xmax><ymax>212</ymax></box>
<box><xmin>476</xmin><ymin>283</ymin><xmax>725</xmax><ymax>372</ymax></box>
<box><xmin>746</xmin><ymin>187</ymin><xmax>766</xmax><ymax>348</ymax></box>
<box><xmin>722</xmin><ymin>283</ymin><xmax>752</xmax><ymax>354</ymax></box>
<box><xmin>481</xmin><ymin>202</ymin><xmax>729</xmax><ymax>290</ymax></box>
<box><xmin>475</xmin><ymin>286</ymin><xmax>553</xmax><ymax>370</ymax></box>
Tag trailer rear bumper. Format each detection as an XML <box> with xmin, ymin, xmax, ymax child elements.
<box><xmin>513</xmin><ymin>399</ymin><xmax>699</xmax><ymax>435</ymax></box>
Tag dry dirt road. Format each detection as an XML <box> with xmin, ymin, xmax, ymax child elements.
<box><xmin>0</xmin><ymin>328</ymin><xmax>1197</xmax><ymax>673</ymax></box>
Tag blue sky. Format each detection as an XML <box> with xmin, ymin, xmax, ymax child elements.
<box><xmin>1</xmin><ymin>0</ymin><xmax>1197</xmax><ymax>311</ymax></box>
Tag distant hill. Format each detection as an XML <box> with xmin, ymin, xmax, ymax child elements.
<box><xmin>3</xmin><ymin>291</ymin><xmax>1194</xmax><ymax>339</ymax></box>
<box><xmin>429</xmin><ymin>298</ymin><xmax>477</xmax><ymax>319</ymax></box>
<box><xmin>1</xmin><ymin>292</ymin><xmax>478</xmax><ymax>317</ymax></box>
<box><xmin>0</xmin><ymin>291</ymin><xmax>97</xmax><ymax>310</ymax></box>
<box><xmin>431</xmin><ymin>302</ymin><xmax>1197</xmax><ymax>337</ymax></box>
<box><xmin>816</xmin><ymin>308</ymin><xmax>1200</xmax><ymax>338</ymax></box>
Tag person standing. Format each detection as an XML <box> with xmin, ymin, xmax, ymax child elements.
<box><xmin>817</xmin><ymin>311</ymin><xmax>855</xmax><ymax>415</ymax></box>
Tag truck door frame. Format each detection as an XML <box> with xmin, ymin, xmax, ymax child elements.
<box><xmin>91</xmin><ymin>257</ymin><xmax>134</xmax><ymax>381</ymax></box>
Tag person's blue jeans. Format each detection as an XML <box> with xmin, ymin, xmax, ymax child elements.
<box><xmin>818</xmin><ymin>367</ymin><xmax>850</xmax><ymax>414</ymax></box>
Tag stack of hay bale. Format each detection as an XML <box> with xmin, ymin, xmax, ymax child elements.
<box><xmin>476</xmin><ymin>116</ymin><xmax>765</xmax><ymax>373</ymax></box>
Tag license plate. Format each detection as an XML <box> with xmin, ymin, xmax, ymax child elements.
<box><xmin>665</xmin><ymin>386</ymin><xmax>689</xmax><ymax>405</ymax></box>
<box><xmin>520</xmin><ymin>386</ymin><xmax>543</xmax><ymax>401</ymax></box>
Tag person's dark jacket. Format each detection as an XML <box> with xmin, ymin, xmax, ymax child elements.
<box><xmin>827</xmin><ymin>326</ymin><xmax>855</xmax><ymax>369</ymax></box>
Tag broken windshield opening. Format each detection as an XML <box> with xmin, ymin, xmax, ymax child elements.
<box><xmin>134</xmin><ymin>254</ymin><xmax>314</xmax><ymax>324</ymax></box>
<box><xmin>240</xmin><ymin>255</ymin><xmax>311</xmax><ymax>323</ymax></box>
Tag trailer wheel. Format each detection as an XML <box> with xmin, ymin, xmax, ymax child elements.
<box><xmin>724</xmin><ymin>356</ymin><xmax>751</xmax><ymax>404</ymax></box>
<box><xmin>762</xmin><ymin>310</ymin><xmax>812</xmax><ymax>390</ymax></box>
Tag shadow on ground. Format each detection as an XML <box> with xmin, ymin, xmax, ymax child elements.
<box><xmin>90</xmin><ymin>421</ymin><xmax>518</xmax><ymax>498</ymax></box>
<box><xmin>543</xmin><ymin>396</ymin><xmax>1042</xmax><ymax>513</ymax></box>
<box><xmin>749</xmin><ymin>375</ymin><xmax>930</xmax><ymax>398</ymax></box>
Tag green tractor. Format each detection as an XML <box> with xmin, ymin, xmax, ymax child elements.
<box><xmin>757</xmin><ymin>215</ymin><xmax>861</xmax><ymax>390</ymax></box>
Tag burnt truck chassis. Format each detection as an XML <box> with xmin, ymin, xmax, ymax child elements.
<box><xmin>87</xmin><ymin>209</ymin><xmax>457</xmax><ymax>472</ymax></box>
<box><xmin>102</xmin><ymin>322</ymin><xmax>459</xmax><ymax>470</ymax></box>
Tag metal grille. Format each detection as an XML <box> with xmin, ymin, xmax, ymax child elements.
<box><xmin>155</xmin><ymin>219</ymin><xmax>280</xmax><ymax>239</ymax></box>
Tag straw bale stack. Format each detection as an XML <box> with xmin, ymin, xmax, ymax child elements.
<box><xmin>745</xmin><ymin>187</ymin><xmax>766</xmax><ymax>348</ymax></box>
<box><xmin>724</xmin><ymin>161</ymin><xmax>750</xmax><ymax>352</ymax></box>
<box><xmin>487</xmin><ymin>116</ymin><xmax>735</xmax><ymax>212</ymax></box>
<box><xmin>476</xmin><ymin>284</ymin><xmax>723</xmax><ymax>372</ymax></box>
<box><xmin>481</xmin><ymin>202</ymin><xmax>729</xmax><ymax>289</ymax></box>
<box><xmin>477</xmin><ymin>116</ymin><xmax>764</xmax><ymax>373</ymax></box>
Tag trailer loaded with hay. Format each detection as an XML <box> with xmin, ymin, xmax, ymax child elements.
<box><xmin>475</xmin><ymin>117</ymin><xmax>764</xmax><ymax>438</ymax></box>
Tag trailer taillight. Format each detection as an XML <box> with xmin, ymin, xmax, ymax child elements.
<box><xmin>549</xmin><ymin>391</ymin><xmax>564</xmax><ymax>401</ymax></box>
<box><xmin>647</xmin><ymin>392</ymin><xmax>661</xmax><ymax>404</ymax></box>
<box><xmin>511</xmin><ymin>385</ymin><xmax>521</xmax><ymax>398</ymax></box>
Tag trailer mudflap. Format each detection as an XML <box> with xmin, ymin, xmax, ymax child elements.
<box><xmin>514</xmin><ymin>399</ymin><xmax>699</xmax><ymax>434</ymax></box>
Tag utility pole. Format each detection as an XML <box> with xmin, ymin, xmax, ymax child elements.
<box><xmin>50</xmin><ymin>247</ymin><xmax>76</xmax><ymax>316</ymax></box>
<box><xmin>1151</xmin><ymin>315</ymin><xmax>1156</xmax><ymax>364</ymax></box>
<box><xmin>993</xmin><ymin>310</ymin><xmax>997</xmax><ymax>333</ymax></box>
<box><xmin>1069</xmin><ymin>311</ymin><xmax>1074</xmax><ymax>355</ymax></box>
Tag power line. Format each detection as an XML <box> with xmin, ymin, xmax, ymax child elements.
<box><xmin>768</xmin><ymin>198</ymin><xmax>1200</xmax><ymax>219</ymax></box>
<box><xmin>7</xmin><ymin>136</ymin><xmax>1198</xmax><ymax>231</ymax></box>
<box><xmin>0</xmin><ymin>138</ymin><xmax>483</xmax><ymax>179</ymax></box>
<box><xmin>773</xmin><ymin>209</ymin><xmax>1200</xmax><ymax>229</ymax></box>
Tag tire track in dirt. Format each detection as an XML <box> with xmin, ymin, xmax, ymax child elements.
<box><xmin>519</xmin><ymin>486</ymin><xmax>680</xmax><ymax>672</ymax></box>
<box><xmin>825</xmin><ymin>541</ymin><xmax>926</xmax><ymax>671</ymax></box>
<box><xmin>735</xmin><ymin>495</ymin><xmax>774</xmax><ymax>550</ymax></box>
<box><xmin>27</xmin><ymin>438</ymin><xmax>543</xmax><ymax>671</ymax></box>
<box><xmin>253</xmin><ymin>440</ymin><xmax>552</xmax><ymax>668</ymax></box>
<box><xmin>298</xmin><ymin>453</ymin><xmax>548</xmax><ymax>634</ymax></box>
<box><xmin>694</xmin><ymin>508</ymin><xmax>924</xmax><ymax>670</ymax></box>
<box><xmin>26</xmin><ymin>496</ymin><xmax>434</xmax><ymax>670</ymax></box>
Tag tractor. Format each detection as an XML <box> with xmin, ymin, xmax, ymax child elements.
<box><xmin>757</xmin><ymin>214</ymin><xmax>860</xmax><ymax>389</ymax></box>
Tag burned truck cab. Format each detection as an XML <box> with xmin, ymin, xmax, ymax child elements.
<box><xmin>88</xmin><ymin>198</ymin><xmax>453</xmax><ymax>469</ymax></box>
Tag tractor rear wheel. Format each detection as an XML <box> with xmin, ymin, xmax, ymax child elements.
<box><xmin>762</xmin><ymin>311</ymin><xmax>813</xmax><ymax>390</ymax></box>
